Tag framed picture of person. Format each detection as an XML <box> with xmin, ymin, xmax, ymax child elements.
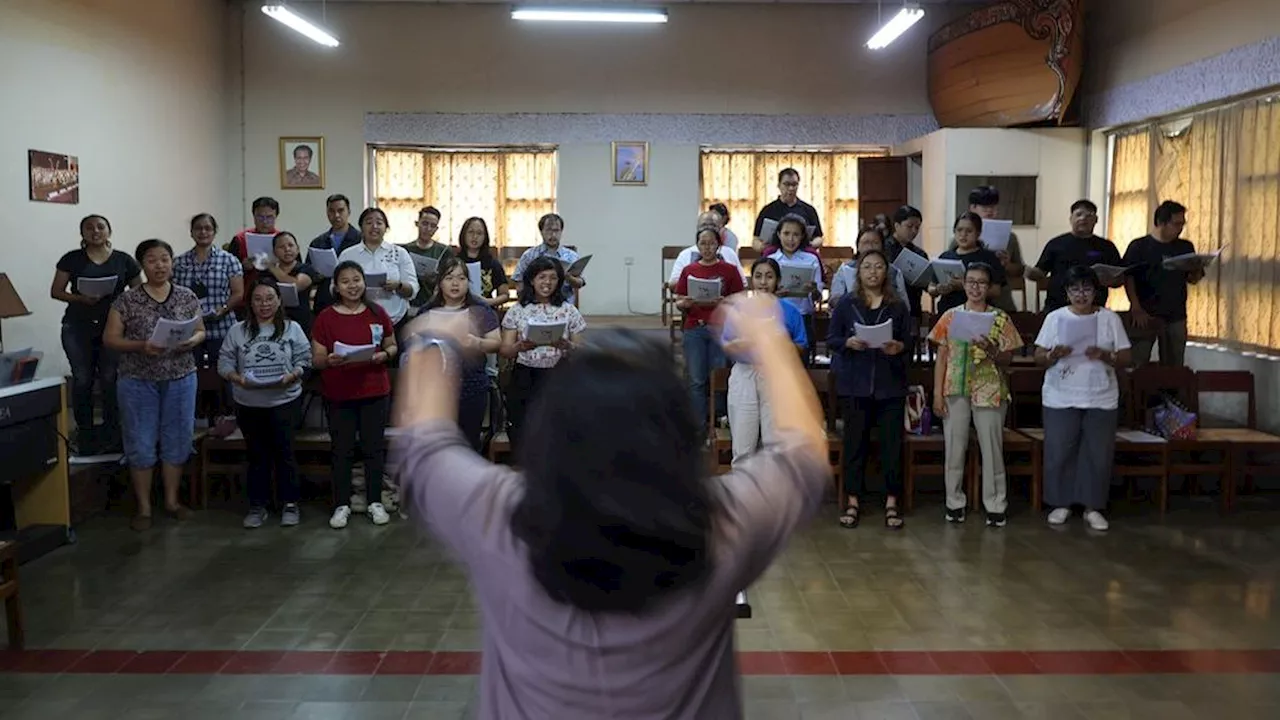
<box><xmin>279</xmin><ymin>137</ymin><xmax>325</xmax><ymax>189</ymax></box>
<box><xmin>612</xmin><ymin>141</ymin><xmax>648</xmax><ymax>186</ymax></box>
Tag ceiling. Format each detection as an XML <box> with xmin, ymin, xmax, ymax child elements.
<box><xmin>319</xmin><ymin>1</ymin><xmax>964</xmax><ymax>4</ymax></box>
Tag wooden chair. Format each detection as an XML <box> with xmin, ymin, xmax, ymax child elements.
<box><xmin>0</xmin><ymin>540</ymin><xmax>22</xmax><ymax>650</ymax></box>
<box><xmin>807</xmin><ymin>368</ymin><xmax>845</xmax><ymax>493</ymax></box>
<box><xmin>661</xmin><ymin>245</ymin><xmax>685</xmax><ymax>327</ymax></box>
<box><xmin>1006</xmin><ymin>274</ymin><xmax>1029</xmax><ymax>312</ymax></box>
<box><xmin>1006</xmin><ymin>367</ymin><xmax>1045</xmax><ymax>428</ymax></box>
<box><xmin>1196</xmin><ymin>370</ymin><xmax>1280</xmax><ymax>506</ymax></box>
<box><xmin>709</xmin><ymin>368</ymin><xmax>734</xmax><ymax>472</ymax></box>
<box><xmin>967</xmin><ymin>429</ymin><xmax>1038</xmax><ymax>512</ymax></box>
<box><xmin>902</xmin><ymin>366</ymin><xmax>951</xmax><ymax>512</ymax></box>
<box><xmin>1009</xmin><ymin>312</ymin><xmax>1044</xmax><ymax>357</ymax></box>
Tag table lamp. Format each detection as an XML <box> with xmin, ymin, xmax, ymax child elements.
<box><xmin>0</xmin><ymin>274</ymin><xmax>32</xmax><ymax>354</ymax></box>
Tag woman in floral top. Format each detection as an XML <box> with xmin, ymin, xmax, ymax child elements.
<box><xmin>104</xmin><ymin>239</ymin><xmax>206</xmax><ymax>531</ymax></box>
<box><xmin>927</xmin><ymin>262</ymin><xmax>1022</xmax><ymax>527</ymax></box>
<box><xmin>500</xmin><ymin>255</ymin><xmax>587</xmax><ymax>451</ymax></box>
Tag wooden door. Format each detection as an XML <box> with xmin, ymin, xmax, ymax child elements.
<box><xmin>858</xmin><ymin>157</ymin><xmax>909</xmax><ymax>226</ymax></box>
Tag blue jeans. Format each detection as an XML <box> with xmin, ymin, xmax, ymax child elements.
<box><xmin>117</xmin><ymin>373</ymin><xmax>197</xmax><ymax>469</ymax></box>
<box><xmin>682</xmin><ymin>324</ymin><xmax>725</xmax><ymax>431</ymax></box>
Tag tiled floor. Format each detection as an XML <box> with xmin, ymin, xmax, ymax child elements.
<box><xmin>4</xmin><ymin>492</ymin><xmax>1280</xmax><ymax>719</ymax></box>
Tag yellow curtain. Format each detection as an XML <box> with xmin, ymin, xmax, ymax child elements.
<box><xmin>700</xmin><ymin>150</ymin><xmax>883</xmax><ymax>247</ymax></box>
<box><xmin>1108</xmin><ymin>94</ymin><xmax>1280</xmax><ymax>351</ymax></box>
<box><xmin>373</xmin><ymin>149</ymin><xmax>557</xmax><ymax>248</ymax></box>
<box><xmin>1106</xmin><ymin>130</ymin><xmax>1152</xmax><ymax>310</ymax></box>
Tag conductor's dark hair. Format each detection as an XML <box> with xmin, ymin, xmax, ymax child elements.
<box><xmin>510</xmin><ymin>328</ymin><xmax>711</xmax><ymax>613</ymax></box>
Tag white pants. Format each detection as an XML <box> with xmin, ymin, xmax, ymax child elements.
<box><xmin>943</xmin><ymin>397</ymin><xmax>1008</xmax><ymax>513</ymax></box>
<box><xmin>727</xmin><ymin>363</ymin><xmax>775</xmax><ymax>466</ymax></box>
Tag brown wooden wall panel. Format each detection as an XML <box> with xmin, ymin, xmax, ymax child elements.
<box><xmin>927</xmin><ymin>0</ymin><xmax>1084</xmax><ymax>128</ymax></box>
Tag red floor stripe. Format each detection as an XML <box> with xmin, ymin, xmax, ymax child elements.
<box><xmin>2</xmin><ymin>649</ymin><xmax>1279</xmax><ymax>675</ymax></box>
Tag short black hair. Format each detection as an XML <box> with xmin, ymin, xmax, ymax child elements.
<box><xmin>134</xmin><ymin>238</ymin><xmax>174</xmax><ymax>264</ymax></box>
<box><xmin>709</xmin><ymin>202</ymin><xmax>730</xmax><ymax>222</ymax></box>
<box><xmin>1064</xmin><ymin>264</ymin><xmax>1100</xmax><ymax>290</ymax></box>
<box><xmin>190</xmin><ymin>213</ymin><xmax>218</xmax><ymax>234</ymax></box>
<box><xmin>358</xmin><ymin>207</ymin><xmax>389</xmax><ymax>229</ymax></box>
<box><xmin>538</xmin><ymin>213</ymin><xmax>564</xmax><ymax>232</ymax></box>
<box><xmin>325</xmin><ymin>194</ymin><xmax>350</xmax><ymax>210</ymax></box>
<box><xmin>510</xmin><ymin>328</ymin><xmax>710</xmax><ymax>613</ymax></box>
<box><xmin>251</xmin><ymin>197</ymin><xmax>280</xmax><ymax>214</ymax></box>
<box><xmin>419</xmin><ymin>206</ymin><xmax>441</xmax><ymax>220</ymax></box>
<box><xmin>892</xmin><ymin>205</ymin><xmax>922</xmax><ymax>225</ymax></box>
<box><xmin>965</xmin><ymin>261</ymin><xmax>994</xmax><ymax>283</ymax></box>
<box><xmin>1070</xmin><ymin>199</ymin><xmax>1098</xmax><ymax>214</ymax></box>
<box><xmin>969</xmin><ymin>185</ymin><xmax>999</xmax><ymax>207</ymax></box>
<box><xmin>778</xmin><ymin>168</ymin><xmax>800</xmax><ymax>184</ymax></box>
<box><xmin>954</xmin><ymin>211</ymin><xmax>984</xmax><ymax>235</ymax></box>
<box><xmin>1154</xmin><ymin>200</ymin><xmax>1187</xmax><ymax>225</ymax></box>
<box><xmin>518</xmin><ymin>256</ymin><xmax>566</xmax><ymax>307</ymax></box>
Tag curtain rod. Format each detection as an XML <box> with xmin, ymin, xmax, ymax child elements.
<box><xmin>1104</xmin><ymin>85</ymin><xmax>1280</xmax><ymax>137</ymax></box>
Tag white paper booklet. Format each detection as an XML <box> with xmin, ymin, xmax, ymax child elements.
<box><xmin>981</xmin><ymin>219</ymin><xmax>1014</xmax><ymax>253</ymax></box>
<box><xmin>687</xmin><ymin>276</ymin><xmax>722</xmax><ymax>301</ymax></box>
<box><xmin>524</xmin><ymin>320</ymin><xmax>567</xmax><ymax>346</ymax></box>
<box><xmin>779</xmin><ymin>264</ymin><xmax>813</xmax><ymax>293</ymax></box>
<box><xmin>363</xmin><ymin>272</ymin><xmax>388</xmax><ymax>299</ymax></box>
<box><xmin>931</xmin><ymin>259</ymin><xmax>968</xmax><ymax>286</ymax></box>
<box><xmin>148</xmin><ymin>316</ymin><xmax>199</xmax><ymax>348</ymax></box>
<box><xmin>949</xmin><ymin>309</ymin><xmax>996</xmax><ymax>342</ymax></box>
<box><xmin>759</xmin><ymin>218</ymin><xmax>817</xmax><ymax>243</ymax></box>
<box><xmin>854</xmin><ymin>320</ymin><xmax>894</xmax><ymax>349</ymax></box>
<box><xmin>558</xmin><ymin>255</ymin><xmax>593</xmax><ymax>277</ymax></box>
<box><xmin>309</xmin><ymin>248</ymin><xmax>338</xmax><ymax>277</ymax></box>
<box><xmin>277</xmin><ymin>282</ymin><xmax>300</xmax><ymax>308</ymax></box>
<box><xmin>1057</xmin><ymin>312</ymin><xmax>1098</xmax><ymax>359</ymax></box>
<box><xmin>467</xmin><ymin>262</ymin><xmax>483</xmax><ymax>296</ymax></box>
<box><xmin>892</xmin><ymin>250</ymin><xmax>932</xmax><ymax>287</ymax></box>
<box><xmin>1162</xmin><ymin>247</ymin><xmax>1224</xmax><ymax>271</ymax></box>
<box><xmin>77</xmin><ymin>275</ymin><xmax>118</xmax><ymax>298</ymax></box>
<box><xmin>1090</xmin><ymin>264</ymin><xmax>1132</xmax><ymax>284</ymax></box>
<box><xmin>333</xmin><ymin>341</ymin><xmax>377</xmax><ymax>361</ymax></box>
<box><xmin>245</xmin><ymin>232</ymin><xmax>275</xmax><ymax>259</ymax></box>
<box><xmin>410</xmin><ymin>253</ymin><xmax>439</xmax><ymax>277</ymax></box>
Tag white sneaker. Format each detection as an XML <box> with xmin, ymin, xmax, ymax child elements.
<box><xmin>1084</xmin><ymin>510</ymin><xmax>1109</xmax><ymax>531</ymax></box>
<box><xmin>368</xmin><ymin>502</ymin><xmax>390</xmax><ymax>526</ymax></box>
<box><xmin>329</xmin><ymin>505</ymin><xmax>352</xmax><ymax>529</ymax></box>
<box><xmin>1048</xmin><ymin>507</ymin><xmax>1071</xmax><ymax>526</ymax></box>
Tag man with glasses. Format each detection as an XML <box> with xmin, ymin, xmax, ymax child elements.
<box><xmin>751</xmin><ymin>168</ymin><xmax>824</xmax><ymax>250</ymax></box>
<box><xmin>1026</xmin><ymin>200</ymin><xmax>1124</xmax><ymax>313</ymax></box>
<box><xmin>228</xmin><ymin>197</ymin><xmax>285</xmax><ymax>311</ymax></box>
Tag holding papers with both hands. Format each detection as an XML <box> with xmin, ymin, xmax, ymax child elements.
<box><xmin>77</xmin><ymin>275</ymin><xmax>119</xmax><ymax>298</ymax></box>
<box><xmin>854</xmin><ymin>320</ymin><xmax>894</xmax><ymax>349</ymax></box>
<box><xmin>687</xmin><ymin>277</ymin><xmax>722</xmax><ymax>302</ymax></box>
<box><xmin>1162</xmin><ymin>246</ymin><xmax>1225</xmax><ymax>271</ymax></box>
<box><xmin>779</xmin><ymin>265</ymin><xmax>812</xmax><ymax>293</ymax></box>
<box><xmin>148</xmin><ymin>317</ymin><xmax>199</xmax><ymax>348</ymax></box>
<box><xmin>1056</xmin><ymin>312</ymin><xmax>1098</xmax><ymax>361</ymax></box>
<box><xmin>524</xmin><ymin>320</ymin><xmax>567</xmax><ymax>347</ymax></box>
<box><xmin>333</xmin><ymin>341</ymin><xmax>377</xmax><ymax>362</ymax></box>
<box><xmin>948</xmin><ymin>310</ymin><xmax>995</xmax><ymax>342</ymax></box>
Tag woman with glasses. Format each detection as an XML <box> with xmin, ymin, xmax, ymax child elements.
<box><xmin>927</xmin><ymin>262</ymin><xmax>1023</xmax><ymax>527</ymax></box>
<box><xmin>1034</xmin><ymin>266</ymin><xmax>1131</xmax><ymax>531</ymax></box>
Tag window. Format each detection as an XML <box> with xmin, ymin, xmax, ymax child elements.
<box><xmin>371</xmin><ymin>147</ymin><xmax>557</xmax><ymax>248</ymax></box>
<box><xmin>1105</xmin><ymin>93</ymin><xmax>1280</xmax><ymax>351</ymax></box>
<box><xmin>699</xmin><ymin>149</ymin><xmax>886</xmax><ymax>247</ymax></box>
<box><xmin>954</xmin><ymin>175</ymin><xmax>1038</xmax><ymax>224</ymax></box>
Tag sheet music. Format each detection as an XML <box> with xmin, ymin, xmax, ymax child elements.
<box><xmin>1091</xmin><ymin>264</ymin><xmax>1131</xmax><ymax>284</ymax></box>
<box><xmin>948</xmin><ymin>309</ymin><xmax>996</xmax><ymax>342</ymax></box>
<box><xmin>1057</xmin><ymin>312</ymin><xmax>1098</xmax><ymax>360</ymax></box>
<box><xmin>931</xmin><ymin>259</ymin><xmax>967</xmax><ymax>285</ymax></box>
<box><xmin>410</xmin><ymin>253</ymin><xmax>438</xmax><ymax>277</ymax></box>
<box><xmin>524</xmin><ymin>320</ymin><xmax>566</xmax><ymax>346</ymax></box>
<box><xmin>759</xmin><ymin>218</ymin><xmax>816</xmax><ymax>242</ymax></box>
<box><xmin>467</xmin><ymin>262</ymin><xmax>483</xmax><ymax>296</ymax></box>
<box><xmin>363</xmin><ymin>272</ymin><xmax>388</xmax><ymax>299</ymax></box>
<box><xmin>76</xmin><ymin>275</ymin><xmax>118</xmax><ymax>298</ymax></box>
<box><xmin>564</xmin><ymin>254</ymin><xmax>592</xmax><ymax>276</ymax></box>
<box><xmin>779</xmin><ymin>264</ymin><xmax>812</xmax><ymax>292</ymax></box>
<box><xmin>892</xmin><ymin>250</ymin><xmax>932</xmax><ymax>287</ymax></box>
<box><xmin>276</xmin><ymin>283</ymin><xmax>300</xmax><ymax>308</ymax></box>
<box><xmin>245</xmin><ymin>232</ymin><xmax>275</xmax><ymax>259</ymax></box>
<box><xmin>309</xmin><ymin>248</ymin><xmax>338</xmax><ymax>277</ymax></box>
<box><xmin>687</xmin><ymin>276</ymin><xmax>722</xmax><ymax>301</ymax></box>
<box><xmin>147</xmin><ymin>316</ymin><xmax>199</xmax><ymax>348</ymax></box>
<box><xmin>333</xmin><ymin>341</ymin><xmax>376</xmax><ymax>361</ymax></box>
<box><xmin>854</xmin><ymin>320</ymin><xmax>894</xmax><ymax>349</ymax></box>
<box><xmin>1162</xmin><ymin>247</ymin><xmax>1224</xmax><ymax>271</ymax></box>
<box><xmin>981</xmin><ymin>219</ymin><xmax>1013</xmax><ymax>253</ymax></box>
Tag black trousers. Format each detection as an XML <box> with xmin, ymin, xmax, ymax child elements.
<box><xmin>507</xmin><ymin>364</ymin><xmax>552</xmax><ymax>453</ymax></box>
<box><xmin>235</xmin><ymin>399</ymin><xmax>301</xmax><ymax>508</ymax></box>
<box><xmin>61</xmin><ymin>323</ymin><xmax>120</xmax><ymax>444</ymax></box>
<box><xmin>458</xmin><ymin>391</ymin><xmax>488</xmax><ymax>453</ymax></box>
<box><xmin>329</xmin><ymin>395</ymin><xmax>389</xmax><ymax>508</ymax></box>
<box><xmin>841</xmin><ymin>395</ymin><xmax>906</xmax><ymax>500</ymax></box>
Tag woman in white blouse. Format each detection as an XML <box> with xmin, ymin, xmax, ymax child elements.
<box><xmin>500</xmin><ymin>256</ymin><xmax>587</xmax><ymax>452</ymax></box>
<box><xmin>1034</xmin><ymin>265</ymin><xmax>1131</xmax><ymax>531</ymax></box>
<box><xmin>336</xmin><ymin>208</ymin><xmax>419</xmax><ymax>328</ymax></box>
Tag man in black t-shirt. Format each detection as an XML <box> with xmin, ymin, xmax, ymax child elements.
<box><xmin>1123</xmin><ymin>200</ymin><xmax>1205</xmax><ymax>367</ymax></box>
<box><xmin>751</xmin><ymin>168</ymin><xmax>824</xmax><ymax>249</ymax></box>
<box><xmin>1026</xmin><ymin>199</ymin><xmax>1123</xmax><ymax>312</ymax></box>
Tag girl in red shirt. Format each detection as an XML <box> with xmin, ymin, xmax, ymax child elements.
<box><xmin>311</xmin><ymin>261</ymin><xmax>398</xmax><ymax>529</ymax></box>
<box><xmin>675</xmin><ymin>226</ymin><xmax>745</xmax><ymax>436</ymax></box>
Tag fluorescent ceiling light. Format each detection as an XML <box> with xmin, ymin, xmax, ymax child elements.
<box><xmin>511</xmin><ymin>8</ymin><xmax>668</xmax><ymax>24</ymax></box>
<box><xmin>262</xmin><ymin>4</ymin><xmax>340</xmax><ymax>47</ymax></box>
<box><xmin>866</xmin><ymin>5</ymin><xmax>924</xmax><ymax>50</ymax></box>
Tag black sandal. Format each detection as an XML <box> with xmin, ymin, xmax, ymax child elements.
<box><xmin>839</xmin><ymin>504</ymin><xmax>860</xmax><ymax>529</ymax></box>
<box><xmin>884</xmin><ymin>506</ymin><xmax>904</xmax><ymax>530</ymax></box>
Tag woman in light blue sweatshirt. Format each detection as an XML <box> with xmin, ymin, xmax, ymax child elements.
<box><xmin>217</xmin><ymin>280</ymin><xmax>312</xmax><ymax>529</ymax></box>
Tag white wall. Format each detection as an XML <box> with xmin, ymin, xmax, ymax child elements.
<box><xmin>0</xmin><ymin>0</ymin><xmax>228</xmax><ymax>377</ymax></box>
<box><xmin>893</xmin><ymin>128</ymin><xmax>1089</xmax><ymax>267</ymax></box>
<box><xmin>233</xmin><ymin>1</ymin><xmax>972</xmax><ymax>314</ymax></box>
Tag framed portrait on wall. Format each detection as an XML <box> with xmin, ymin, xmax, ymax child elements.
<box><xmin>612</xmin><ymin>141</ymin><xmax>648</xmax><ymax>186</ymax></box>
<box><xmin>279</xmin><ymin>137</ymin><xmax>325</xmax><ymax>189</ymax></box>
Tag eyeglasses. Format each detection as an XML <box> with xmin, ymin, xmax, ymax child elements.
<box><xmin>964</xmin><ymin>279</ymin><xmax>990</xmax><ymax>288</ymax></box>
<box><xmin>1066</xmin><ymin>286</ymin><xmax>1096</xmax><ymax>295</ymax></box>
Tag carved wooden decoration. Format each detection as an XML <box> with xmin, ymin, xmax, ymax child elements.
<box><xmin>927</xmin><ymin>0</ymin><xmax>1083</xmax><ymax>127</ymax></box>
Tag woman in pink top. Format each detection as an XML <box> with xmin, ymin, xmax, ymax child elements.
<box><xmin>391</xmin><ymin>296</ymin><xmax>828</xmax><ymax>719</ymax></box>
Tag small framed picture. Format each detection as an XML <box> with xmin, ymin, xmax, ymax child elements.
<box><xmin>28</xmin><ymin>149</ymin><xmax>80</xmax><ymax>204</ymax></box>
<box><xmin>612</xmin><ymin>141</ymin><xmax>648</xmax><ymax>186</ymax></box>
<box><xmin>279</xmin><ymin>137</ymin><xmax>325</xmax><ymax>189</ymax></box>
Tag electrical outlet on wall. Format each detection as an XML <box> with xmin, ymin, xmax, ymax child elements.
<box><xmin>624</xmin><ymin>257</ymin><xmax>634</xmax><ymax>266</ymax></box>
